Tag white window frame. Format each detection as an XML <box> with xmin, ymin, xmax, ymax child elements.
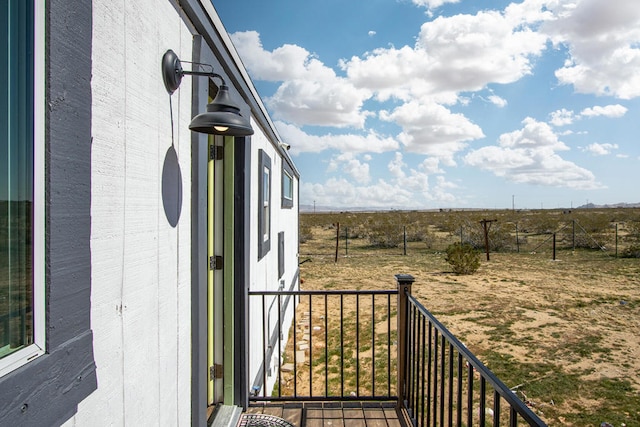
<box><xmin>281</xmin><ymin>162</ymin><xmax>294</xmax><ymax>209</ymax></box>
<box><xmin>258</xmin><ymin>149</ymin><xmax>271</xmax><ymax>259</ymax></box>
<box><xmin>0</xmin><ymin>0</ymin><xmax>46</xmax><ymax>378</ymax></box>
<box><xmin>262</xmin><ymin>166</ymin><xmax>270</xmax><ymax>242</ymax></box>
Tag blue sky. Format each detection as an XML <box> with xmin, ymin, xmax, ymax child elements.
<box><xmin>214</xmin><ymin>0</ymin><xmax>640</xmax><ymax>210</ymax></box>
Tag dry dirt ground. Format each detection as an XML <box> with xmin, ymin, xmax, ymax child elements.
<box><xmin>293</xmin><ymin>226</ymin><xmax>640</xmax><ymax>426</ymax></box>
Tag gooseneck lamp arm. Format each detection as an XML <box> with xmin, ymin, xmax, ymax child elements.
<box><xmin>162</xmin><ymin>49</ymin><xmax>254</xmax><ymax>136</ymax></box>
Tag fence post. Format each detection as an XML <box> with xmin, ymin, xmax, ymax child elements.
<box><xmin>396</xmin><ymin>273</ymin><xmax>415</xmax><ymax>410</ymax></box>
<box><xmin>334</xmin><ymin>222</ymin><xmax>340</xmax><ymax>263</ymax></box>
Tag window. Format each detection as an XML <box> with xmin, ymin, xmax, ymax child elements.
<box><xmin>281</xmin><ymin>161</ymin><xmax>294</xmax><ymax>209</ymax></box>
<box><xmin>258</xmin><ymin>150</ymin><xmax>271</xmax><ymax>259</ymax></box>
<box><xmin>0</xmin><ymin>0</ymin><xmax>45</xmax><ymax>376</ymax></box>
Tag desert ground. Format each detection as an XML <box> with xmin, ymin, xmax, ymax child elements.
<box><xmin>294</xmin><ymin>212</ymin><xmax>640</xmax><ymax>426</ymax></box>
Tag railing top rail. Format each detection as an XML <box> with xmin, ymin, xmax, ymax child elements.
<box><xmin>249</xmin><ymin>289</ymin><xmax>398</xmax><ymax>296</ymax></box>
<box><xmin>407</xmin><ymin>292</ymin><xmax>547</xmax><ymax>426</ymax></box>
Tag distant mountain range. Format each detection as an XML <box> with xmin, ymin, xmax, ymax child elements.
<box><xmin>301</xmin><ymin>202</ymin><xmax>640</xmax><ymax>213</ymax></box>
<box><xmin>577</xmin><ymin>202</ymin><xmax>640</xmax><ymax>209</ymax></box>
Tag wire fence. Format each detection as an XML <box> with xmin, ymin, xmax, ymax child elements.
<box><xmin>300</xmin><ymin>210</ymin><xmax>640</xmax><ymax>259</ymax></box>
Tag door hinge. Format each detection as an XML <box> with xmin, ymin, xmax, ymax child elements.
<box><xmin>209</xmin><ymin>145</ymin><xmax>223</xmax><ymax>160</ymax></box>
<box><xmin>210</xmin><ymin>364</ymin><xmax>224</xmax><ymax>379</ymax></box>
<box><xmin>209</xmin><ymin>255</ymin><xmax>223</xmax><ymax>270</ymax></box>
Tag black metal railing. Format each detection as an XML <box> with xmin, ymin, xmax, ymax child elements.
<box><xmin>399</xmin><ymin>275</ymin><xmax>547</xmax><ymax>426</ymax></box>
<box><xmin>248</xmin><ymin>275</ymin><xmax>547</xmax><ymax>426</ymax></box>
<box><xmin>248</xmin><ymin>289</ymin><xmax>398</xmax><ymax>402</ymax></box>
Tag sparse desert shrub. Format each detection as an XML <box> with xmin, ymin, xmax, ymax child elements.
<box><xmin>445</xmin><ymin>243</ymin><xmax>481</xmax><ymax>275</ymax></box>
<box><xmin>620</xmin><ymin>244</ymin><xmax>640</xmax><ymax>258</ymax></box>
<box><xmin>522</xmin><ymin>214</ymin><xmax>560</xmax><ymax>234</ymax></box>
<box><xmin>365</xmin><ymin>218</ymin><xmax>402</xmax><ymax>248</ymax></box>
<box><xmin>404</xmin><ymin>225</ymin><xmax>426</xmax><ymax>242</ymax></box>
<box><xmin>572</xmin><ymin>232</ymin><xmax>610</xmax><ymax>250</ymax></box>
<box><xmin>299</xmin><ymin>225</ymin><xmax>314</xmax><ymax>243</ymax></box>
<box><xmin>465</xmin><ymin>224</ymin><xmax>514</xmax><ymax>252</ymax></box>
<box><xmin>572</xmin><ymin>214</ymin><xmax>611</xmax><ymax>233</ymax></box>
<box><xmin>343</xmin><ymin>225</ymin><xmax>363</xmax><ymax>239</ymax></box>
<box><xmin>623</xmin><ymin>221</ymin><xmax>640</xmax><ymax>242</ymax></box>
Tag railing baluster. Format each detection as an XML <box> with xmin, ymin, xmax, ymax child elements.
<box><xmin>457</xmin><ymin>352</ymin><xmax>463</xmax><ymax>427</ymax></box>
<box><xmin>420</xmin><ymin>315</ymin><xmax>426</xmax><ymax>427</ymax></box>
<box><xmin>277</xmin><ymin>293</ymin><xmax>282</xmax><ymax>397</ymax></box>
<box><xmin>340</xmin><ymin>293</ymin><xmax>344</xmax><ymax>398</ymax></box>
<box><xmin>448</xmin><ymin>343</ymin><xmax>454</xmax><ymax>427</ymax></box>
<box><xmin>309</xmin><ymin>294</ymin><xmax>313</xmax><ymax>397</ymax></box>
<box><xmin>433</xmin><ymin>329</ymin><xmax>439</xmax><ymax>427</ymax></box>
<box><xmin>468</xmin><ymin>362</ymin><xmax>474</xmax><ymax>427</ymax></box>
<box><xmin>510</xmin><ymin>406</ymin><xmax>518</xmax><ymax>427</ymax></box>
<box><xmin>406</xmin><ymin>304</ymin><xmax>412</xmax><ymax>412</ymax></box>
<box><xmin>387</xmin><ymin>293</ymin><xmax>391</xmax><ymax>397</ymax></box>
<box><xmin>409</xmin><ymin>303</ymin><xmax>417</xmax><ymax>416</ymax></box>
<box><xmin>494</xmin><ymin>390</ymin><xmax>501</xmax><ymax>427</ymax></box>
<box><xmin>371</xmin><ymin>293</ymin><xmax>376</xmax><ymax>397</ymax></box>
<box><xmin>291</xmin><ymin>293</ymin><xmax>296</xmax><ymax>397</ymax></box>
<box><xmin>440</xmin><ymin>336</ymin><xmax>446</xmax><ymax>427</ymax></box>
<box><xmin>262</xmin><ymin>294</ymin><xmax>267</xmax><ymax>397</ymax></box>
<box><xmin>356</xmin><ymin>293</ymin><xmax>360</xmax><ymax>397</ymax></box>
<box><xmin>426</xmin><ymin>321</ymin><xmax>432</xmax><ymax>426</ymax></box>
<box><xmin>325</xmin><ymin>293</ymin><xmax>328</xmax><ymax>398</ymax></box>
<box><xmin>414</xmin><ymin>309</ymin><xmax>422</xmax><ymax>425</ymax></box>
<box><xmin>480</xmin><ymin>376</ymin><xmax>486</xmax><ymax>427</ymax></box>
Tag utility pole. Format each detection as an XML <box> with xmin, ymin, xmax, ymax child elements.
<box><xmin>479</xmin><ymin>219</ymin><xmax>497</xmax><ymax>261</ymax></box>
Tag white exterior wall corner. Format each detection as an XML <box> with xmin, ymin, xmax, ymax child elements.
<box><xmin>66</xmin><ymin>1</ymin><xmax>193</xmax><ymax>425</ymax></box>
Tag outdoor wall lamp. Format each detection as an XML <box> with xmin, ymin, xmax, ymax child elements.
<box><xmin>162</xmin><ymin>49</ymin><xmax>254</xmax><ymax>136</ymax></box>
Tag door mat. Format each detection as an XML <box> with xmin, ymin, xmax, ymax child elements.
<box><xmin>237</xmin><ymin>414</ymin><xmax>294</xmax><ymax>427</ymax></box>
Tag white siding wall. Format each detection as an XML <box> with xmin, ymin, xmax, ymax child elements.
<box><xmin>247</xmin><ymin>121</ymin><xmax>300</xmax><ymax>395</ymax></box>
<box><xmin>66</xmin><ymin>1</ymin><xmax>193</xmax><ymax>425</ymax></box>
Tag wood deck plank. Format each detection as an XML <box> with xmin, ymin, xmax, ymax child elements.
<box><xmin>242</xmin><ymin>402</ymin><xmax>402</xmax><ymax>427</ymax></box>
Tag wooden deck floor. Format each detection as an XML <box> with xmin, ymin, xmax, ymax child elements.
<box><xmin>244</xmin><ymin>401</ymin><xmax>405</xmax><ymax>427</ymax></box>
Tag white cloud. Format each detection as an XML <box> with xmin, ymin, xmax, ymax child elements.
<box><xmin>580</xmin><ymin>104</ymin><xmax>628</xmax><ymax>118</ymax></box>
<box><xmin>388</xmin><ymin>152</ymin><xmax>407</xmax><ymax>179</ymax></box>
<box><xmin>488</xmin><ymin>95</ymin><xmax>508</xmax><ymax>108</ymax></box>
<box><xmin>464</xmin><ymin>118</ymin><xmax>604</xmax><ymax>189</ymax></box>
<box><xmin>231</xmin><ymin>31</ymin><xmax>372</xmax><ymax>128</ymax></box>
<box><xmin>230</xmin><ymin>31</ymin><xmax>313</xmax><ymax>81</ymax></box>
<box><xmin>550</xmin><ymin>104</ymin><xmax>628</xmax><ymax>127</ymax></box>
<box><xmin>301</xmin><ymin>178</ymin><xmax>413</xmax><ymax>209</ymax></box>
<box><xmin>415</xmin><ymin>9</ymin><xmax>549</xmax><ymax>90</ymax></box>
<box><xmin>544</xmin><ymin>0</ymin><xmax>640</xmax><ymax>99</ymax></box>
<box><xmin>498</xmin><ymin>117</ymin><xmax>569</xmax><ymax>150</ymax></box>
<box><xmin>411</xmin><ymin>0</ymin><xmax>460</xmax><ymax>9</ymax></box>
<box><xmin>233</xmin><ymin>7</ymin><xmax>549</xmax><ymax>152</ymax></box>
<box><xmin>300</xmin><ymin>152</ymin><xmax>457</xmax><ymax>209</ymax></box>
<box><xmin>327</xmin><ymin>153</ymin><xmax>371</xmax><ymax>184</ymax></box>
<box><xmin>276</xmin><ymin>121</ymin><xmax>399</xmax><ymax>154</ymax></box>
<box><xmin>368</xmin><ymin>30</ymin><xmax>376</xmax><ymax>37</ymax></box>
<box><xmin>380</xmin><ymin>101</ymin><xmax>484</xmax><ymax>163</ymax></box>
<box><xmin>420</xmin><ymin>157</ymin><xmax>444</xmax><ymax>174</ymax></box>
<box><xmin>583</xmin><ymin>143</ymin><xmax>619</xmax><ymax>156</ymax></box>
<box><xmin>549</xmin><ymin>108</ymin><xmax>576</xmax><ymax>126</ymax></box>
<box><xmin>344</xmin><ymin>6</ymin><xmax>549</xmax><ymax>99</ymax></box>
<box><xmin>268</xmin><ymin>79</ymin><xmax>373</xmax><ymax>128</ymax></box>
<box><xmin>386</xmin><ymin>153</ymin><xmax>455</xmax><ymax>201</ymax></box>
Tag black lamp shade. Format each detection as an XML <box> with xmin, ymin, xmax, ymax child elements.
<box><xmin>189</xmin><ymin>85</ymin><xmax>254</xmax><ymax>136</ymax></box>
